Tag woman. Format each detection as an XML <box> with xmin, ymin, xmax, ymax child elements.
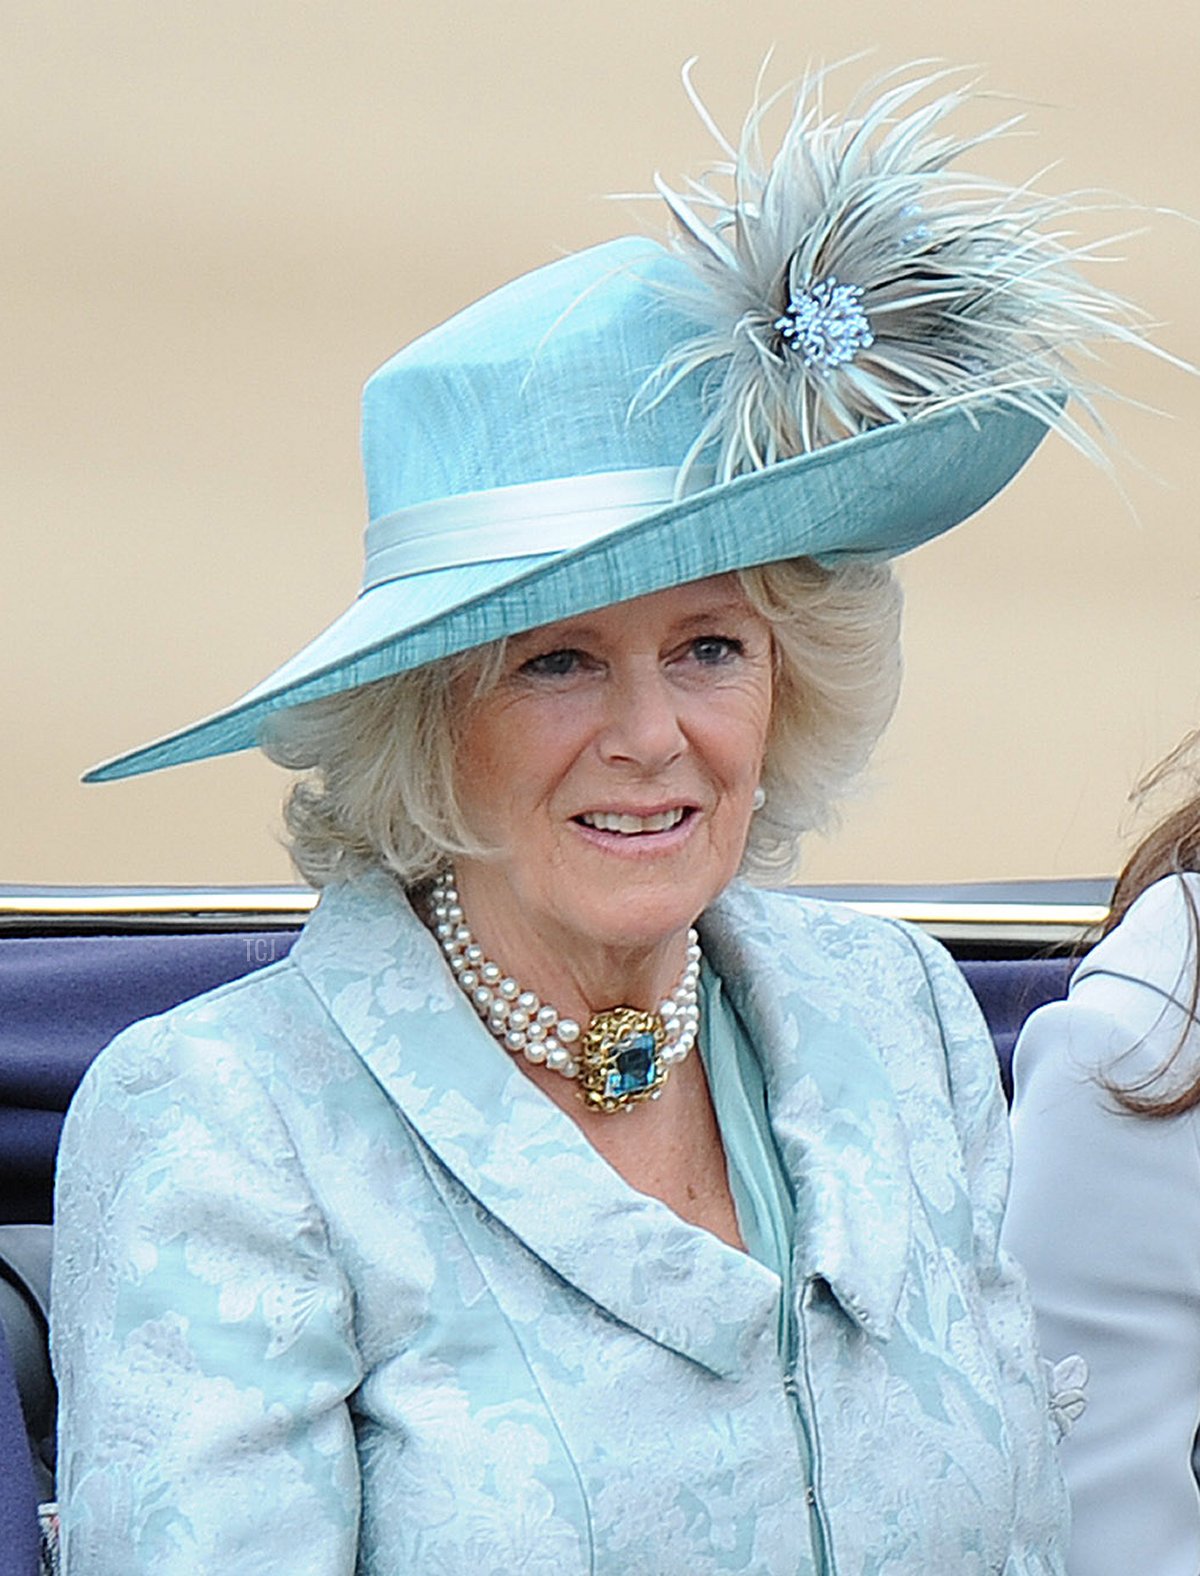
<box><xmin>51</xmin><ymin>65</ymin><xmax>1154</xmax><ymax>1572</ymax></box>
<box><xmin>1004</xmin><ymin>736</ymin><xmax>1200</xmax><ymax>1576</ymax></box>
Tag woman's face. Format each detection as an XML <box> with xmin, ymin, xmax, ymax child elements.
<box><xmin>452</xmin><ymin>574</ymin><xmax>774</xmax><ymax>962</ymax></box>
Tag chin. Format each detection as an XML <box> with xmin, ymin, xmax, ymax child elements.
<box><xmin>574</xmin><ymin>885</ymin><xmax>716</xmax><ymax>954</ymax></box>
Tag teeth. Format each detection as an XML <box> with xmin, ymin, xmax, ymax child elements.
<box><xmin>579</xmin><ymin>807</ymin><xmax>686</xmax><ymax>834</ymax></box>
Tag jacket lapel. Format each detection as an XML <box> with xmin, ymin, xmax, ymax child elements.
<box><xmin>290</xmin><ymin>872</ymin><xmax>780</xmax><ymax>1380</ymax></box>
<box><xmin>700</xmin><ymin>885</ymin><xmax>913</xmax><ymax>1341</ymax></box>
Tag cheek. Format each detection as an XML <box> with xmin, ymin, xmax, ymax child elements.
<box><xmin>712</xmin><ymin>683</ymin><xmax>773</xmax><ymax>784</ymax></box>
<box><xmin>454</xmin><ymin>712</ymin><xmax>516</xmax><ymax>834</ymax></box>
<box><xmin>455</xmin><ymin>695</ymin><xmax>586</xmax><ymax>834</ymax></box>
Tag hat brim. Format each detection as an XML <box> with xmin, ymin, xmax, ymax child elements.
<box><xmin>85</xmin><ymin>397</ymin><xmax>1050</xmax><ymax>782</ymax></box>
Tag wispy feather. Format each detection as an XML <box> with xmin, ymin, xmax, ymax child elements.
<box><xmin>640</xmin><ymin>61</ymin><xmax>1185</xmax><ymax>484</ymax></box>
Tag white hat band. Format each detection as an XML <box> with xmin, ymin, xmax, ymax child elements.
<box><xmin>362</xmin><ymin>465</ymin><xmax>714</xmax><ymax>590</ymax></box>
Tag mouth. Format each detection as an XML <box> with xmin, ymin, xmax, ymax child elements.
<box><xmin>573</xmin><ymin>806</ymin><xmax>694</xmax><ymax>836</ymax></box>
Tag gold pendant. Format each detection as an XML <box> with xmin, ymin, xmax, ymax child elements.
<box><xmin>577</xmin><ymin>1007</ymin><xmax>668</xmax><ymax>1113</ymax></box>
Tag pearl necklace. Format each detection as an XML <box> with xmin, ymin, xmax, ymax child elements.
<box><xmin>428</xmin><ymin>870</ymin><xmax>701</xmax><ymax>1114</ymax></box>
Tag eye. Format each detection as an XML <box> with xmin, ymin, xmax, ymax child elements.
<box><xmin>518</xmin><ymin>647</ymin><xmax>589</xmax><ymax>679</ymax></box>
<box><xmin>688</xmin><ymin>635</ymin><xmax>745</xmax><ymax>666</ymax></box>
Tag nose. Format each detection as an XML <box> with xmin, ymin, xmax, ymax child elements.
<box><xmin>596</xmin><ymin>665</ymin><xmax>686</xmax><ymax>774</ymax></box>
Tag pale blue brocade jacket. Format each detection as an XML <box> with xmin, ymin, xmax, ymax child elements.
<box><xmin>51</xmin><ymin>875</ymin><xmax>1067</xmax><ymax>1574</ymax></box>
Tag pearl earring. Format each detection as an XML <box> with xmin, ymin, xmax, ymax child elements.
<box><xmin>752</xmin><ymin>786</ymin><xmax>766</xmax><ymax>811</ymax></box>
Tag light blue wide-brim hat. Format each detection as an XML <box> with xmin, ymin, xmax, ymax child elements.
<box><xmin>87</xmin><ymin>67</ymin><xmax>1120</xmax><ymax>784</ymax></box>
<box><xmin>83</xmin><ymin>238</ymin><xmax>1054</xmax><ymax>784</ymax></box>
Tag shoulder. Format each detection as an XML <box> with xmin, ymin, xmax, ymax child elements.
<box><xmin>64</xmin><ymin>953</ymin><xmax>334</xmax><ymax>1135</ymax></box>
<box><xmin>1070</xmin><ymin>872</ymin><xmax>1200</xmax><ymax>1058</ymax></box>
<box><xmin>712</xmin><ymin>880</ymin><xmax>921</xmax><ymax>953</ymax></box>
<box><xmin>1075</xmin><ymin>873</ymin><xmax>1199</xmax><ymax>1006</ymax></box>
<box><xmin>711</xmin><ymin>882</ymin><xmax>966</xmax><ymax>1000</ymax></box>
<box><xmin>707</xmin><ymin>883</ymin><xmax>985</xmax><ymax>1076</ymax></box>
<box><xmin>1015</xmin><ymin>875</ymin><xmax>1200</xmax><ymax>1092</ymax></box>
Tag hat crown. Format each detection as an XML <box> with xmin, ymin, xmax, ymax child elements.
<box><xmin>361</xmin><ymin>239</ymin><xmax>702</xmax><ymax>523</ymax></box>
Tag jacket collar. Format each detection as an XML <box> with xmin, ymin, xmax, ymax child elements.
<box><xmin>291</xmin><ymin>872</ymin><xmax>911</xmax><ymax>1366</ymax></box>
<box><xmin>700</xmin><ymin>884</ymin><xmax>912</xmax><ymax>1340</ymax></box>
<box><xmin>290</xmin><ymin>871</ymin><xmax>779</xmax><ymax>1381</ymax></box>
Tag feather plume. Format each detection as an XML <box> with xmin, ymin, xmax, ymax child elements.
<box><xmin>640</xmin><ymin>62</ymin><xmax>1185</xmax><ymax>484</ymax></box>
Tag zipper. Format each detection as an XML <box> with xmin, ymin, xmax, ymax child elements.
<box><xmin>780</xmin><ymin>1372</ymin><xmax>824</xmax><ymax>1558</ymax></box>
<box><xmin>780</xmin><ymin>1278</ymin><xmax>833</xmax><ymax>1572</ymax></box>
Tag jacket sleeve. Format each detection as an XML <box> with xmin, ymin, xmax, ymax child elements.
<box><xmin>51</xmin><ymin>1009</ymin><xmax>364</xmax><ymax>1575</ymax></box>
<box><xmin>903</xmin><ymin>922</ymin><xmax>1070</xmax><ymax>1575</ymax></box>
<box><xmin>1003</xmin><ymin>878</ymin><xmax>1200</xmax><ymax>1576</ymax></box>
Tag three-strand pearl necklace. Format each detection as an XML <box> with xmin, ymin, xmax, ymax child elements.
<box><xmin>428</xmin><ymin>870</ymin><xmax>701</xmax><ymax>1113</ymax></box>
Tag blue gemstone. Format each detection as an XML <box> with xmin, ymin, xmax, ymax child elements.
<box><xmin>604</xmin><ymin>1030</ymin><xmax>659</xmax><ymax>1100</ymax></box>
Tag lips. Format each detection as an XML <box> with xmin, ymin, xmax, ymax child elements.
<box><xmin>575</xmin><ymin>806</ymin><xmax>691</xmax><ymax>835</ymax></box>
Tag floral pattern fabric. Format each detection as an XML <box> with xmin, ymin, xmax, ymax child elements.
<box><xmin>51</xmin><ymin>872</ymin><xmax>1067</xmax><ymax>1573</ymax></box>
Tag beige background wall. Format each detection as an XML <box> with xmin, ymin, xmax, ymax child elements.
<box><xmin>5</xmin><ymin>0</ymin><xmax>1200</xmax><ymax>888</ymax></box>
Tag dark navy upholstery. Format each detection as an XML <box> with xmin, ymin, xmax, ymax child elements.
<box><xmin>0</xmin><ymin>932</ymin><xmax>297</xmax><ymax>1225</ymax></box>
<box><xmin>0</xmin><ymin>926</ymin><xmax>1075</xmax><ymax>1226</ymax></box>
<box><xmin>960</xmin><ymin>956</ymin><xmax>1076</xmax><ymax>1101</ymax></box>
<box><xmin>0</xmin><ymin>1320</ymin><xmax>40</xmax><ymax>1574</ymax></box>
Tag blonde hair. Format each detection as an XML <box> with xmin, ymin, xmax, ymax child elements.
<box><xmin>262</xmin><ymin>558</ymin><xmax>902</xmax><ymax>888</ymax></box>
